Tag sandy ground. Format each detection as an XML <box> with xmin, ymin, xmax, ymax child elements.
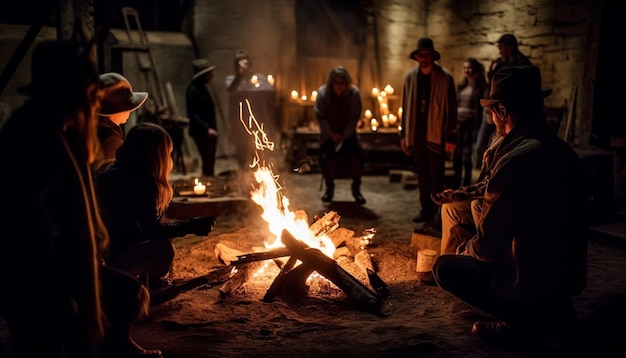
<box><xmin>132</xmin><ymin>164</ymin><xmax>626</xmax><ymax>358</ymax></box>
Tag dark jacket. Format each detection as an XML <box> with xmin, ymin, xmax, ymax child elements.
<box><xmin>465</xmin><ymin>121</ymin><xmax>588</xmax><ymax>301</ymax></box>
<box><xmin>0</xmin><ymin>102</ymin><xmax>104</xmax><ymax>347</ymax></box>
<box><xmin>95</xmin><ymin>163</ymin><xmax>215</xmax><ymax>263</ymax></box>
<box><xmin>186</xmin><ymin>79</ymin><xmax>217</xmax><ymax>138</ymax></box>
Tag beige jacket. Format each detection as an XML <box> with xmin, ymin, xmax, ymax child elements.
<box><xmin>401</xmin><ymin>64</ymin><xmax>458</xmax><ymax>148</ymax></box>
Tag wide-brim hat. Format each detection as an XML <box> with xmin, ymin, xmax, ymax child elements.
<box><xmin>17</xmin><ymin>40</ymin><xmax>99</xmax><ymax>99</ymax></box>
<box><xmin>480</xmin><ymin>66</ymin><xmax>552</xmax><ymax>107</ymax></box>
<box><xmin>192</xmin><ymin>59</ymin><xmax>216</xmax><ymax>80</ymax></box>
<box><xmin>99</xmin><ymin>72</ymin><xmax>148</xmax><ymax>116</ymax></box>
<box><xmin>409</xmin><ymin>37</ymin><xmax>441</xmax><ymax>61</ymax></box>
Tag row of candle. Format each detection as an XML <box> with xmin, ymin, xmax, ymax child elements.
<box><xmin>288</xmin><ymin>84</ymin><xmax>396</xmax><ymax>103</ymax></box>
<box><xmin>290</xmin><ymin>90</ymin><xmax>318</xmax><ymax>102</ymax></box>
<box><xmin>249</xmin><ymin>74</ymin><xmax>275</xmax><ymax>88</ymax></box>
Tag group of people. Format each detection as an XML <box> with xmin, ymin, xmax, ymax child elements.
<box><xmin>401</xmin><ymin>34</ymin><xmax>533</xmax><ymax>228</ymax></box>
<box><xmin>0</xmin><ymin>32</ymin><xmax>588</xmax><ymax>356</ymax></box>
<box><xmin>0</xmin><ymin>39</ymin><xmax>216</xmax><ymax>357</ymax></box>
<box><xmin>400</xmin><ymin>35</ymin><xmax>588</xmax><ymax>352</ymax></box>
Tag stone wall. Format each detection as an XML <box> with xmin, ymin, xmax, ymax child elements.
<box><xmin>189</xmin><ymin>0</ymin><xmax>602</xmax><ymax>147</ymax></box>
<box><xmin>0</xmin><ymin>0</ymin><xmax>605</xmax><ymax>149</ymax></box>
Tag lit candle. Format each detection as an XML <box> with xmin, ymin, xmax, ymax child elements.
<box><xmin>267</xmin><ymin>74</ymin><xmax>275</xmax><ymax>86</ymax></box>
<box><xmin>372</xmin><ymin>87</ymin><xmax>379</xmax><ymax>96</ymax></box>
<box><xmin>364</xmin><ymin>109</ymin><xmax>372</xmax><ymax>119</ymax></box>
<box><xmin>384</xmin><ymin>84</ymin><xmax>394</xmax><ymax>95</ymax></box>
<box><xmin>291</xmin><ymin>90</ymin><xmax>298</xmax><ymax>100</ymax></box>
<box><xmin>381</xmin><ymin>102</ymin><xmax>388</xmax><ymax>115</ymax></box>
<box><xmin>311</xmin><ymin>91</ymin><xmax>317</xmax><ymax>101</ymax></box>
<box><xmin>398</xmin><ymin>107</ymin><xmax>403</xmax><ymax>120</ymax></box>
<box><xmin>382</xmin><ymin>114</ymin><xmax>389</xmax><ymax>127</ymax></box>
<box><xmin>193</xmin><ymin>178</ymin><xmax>206</xmax><ymax>195</ymax></box>
<box><xmin>301</xmin><ymin>95</ymin><xmax>307</xmax><ymax>101</ymax></box>
<box><xmin>389</xmin><ymin>113</ymin><xmax>397</xmax><ymax>125</ymax></box>
<box><xmin>250</xmin><ymin>75</ymin><xmax>259</xmax><ymax>86</ymax></box>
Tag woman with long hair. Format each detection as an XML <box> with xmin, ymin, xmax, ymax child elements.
<box><xmin>95</xmin><ymin>122</ymin><xmax>216</xmax><ymax>291</ymax></box>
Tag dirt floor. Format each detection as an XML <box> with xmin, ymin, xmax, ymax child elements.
<box><xmin>132</xmin><ymin>167</ymin><xmax>626</xmax><ymax>358</ymax></box>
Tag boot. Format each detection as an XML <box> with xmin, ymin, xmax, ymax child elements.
<box><xmin>322</xmin><ymin>182</ymin><xmax>334</xmax><ymax>202</ymax></box>
<box><xmin>351</xmin><ymin>183</ymin><xmax>366</xmax><ymax>205</ymax></box>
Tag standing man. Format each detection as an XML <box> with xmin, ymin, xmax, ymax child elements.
<box><xmin>401</xmin><ymin>37</ymin><xmax>457</xmax><ymax>227</ymax></box>
<box><xmin>186</xmin><ymin>59</ymin><xmax>219</xmax><ymax>177</ymax></box>
<box><xmin>432</xmin><ymin>66</ymin><xmax>587</xmax><ymax>352</ymax></box>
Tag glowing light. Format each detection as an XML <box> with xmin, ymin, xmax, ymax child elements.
<box><xmin>193</xmin><ymin>178</ymin><xmax>206</xmax><ymax>195</ymax></box>
<box><xmin>236</xmin><ymin>99</ymin><xmax>336</xmax><ymax>257</ymax></box>
<box><xmin>290</xmin><ymin>90</ymin><xmax>298</xmax><ymax>100</ymax></box>
<box><xmin>267</xmin><ymin>74</ymin><xmax>275</xmax><ymax>86</ymax></box>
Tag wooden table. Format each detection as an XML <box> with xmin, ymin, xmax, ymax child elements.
<box><xmin>288</xmin><ymin>126</ymin><xmax>412</xmax><ymax>173</ymax></box>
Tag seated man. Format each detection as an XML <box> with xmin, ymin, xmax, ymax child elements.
<box><xmin>314</xmin><ymin>66</ymin><xmax>366</xmax><ymax>204</ymax></box>
<box><xmin>431</xmin><ymin>66</ymin><xmax>588</xmax><ymax>352</ymax></box>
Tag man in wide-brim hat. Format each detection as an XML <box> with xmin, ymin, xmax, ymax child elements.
<box><xmin>431</xmin><ymin>65</ymin><xmax>588</xmax><ymax>352</ymax></box>
<box><xmin>400</xmin><ymin>36</ymin><xmax>457</xmax><ymax>227</ymax></box>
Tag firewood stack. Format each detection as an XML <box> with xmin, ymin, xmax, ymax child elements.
<box><xmin>158</xmin><ymin>211</ymin><xmax>387</xmax><ymax>312</ymax></box>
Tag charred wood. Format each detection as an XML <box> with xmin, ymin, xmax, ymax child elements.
<box><xmin>280</xmin><ymin>229</ymin><xmax>380</xmax><ymax>312</ymax></box>
<box><xmin>150</xmin><ymin>265</ymin><xmax>235</xmax><ymax>305</ymax></box>
<box><xmin>219</xmin><ymin>261</ymin><xmax>265</xmax><ymax>296</ymax></box>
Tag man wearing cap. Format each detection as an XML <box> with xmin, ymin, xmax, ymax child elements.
<box><xmin>431</xmin><ymin>66</ymin><xmax>588</xmax><ymax>352</ymax></box>
<box><xmin>96</xmin><ymin>72</ymin><xmax>148</xmax><ymax>170</ymax></box>
<box><xmin>186</xmin><ymin>59</ymin><xmax>218</xmax><ymax>177</ymax></box>
<box><xmin>401</xmin><ymin>37</ymin><xmax>457</xmax><ymax>228</ymax></box>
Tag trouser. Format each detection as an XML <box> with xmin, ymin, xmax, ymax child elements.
<box><xmin>412</xmin><ymin>142</ymin><xmax>446</xmax><ymax>221</ymax></box>
<box><xmin>192</xmin><ymin>134</ymin><xmax>218</xmax><ymax>177</ymax></box>
<box><xmin>432</xmin><ymin>254</ymin><xmax>576</xmax><ymax>333</ymax></box>
<box><xmin>439</xmin><ymin>199</ymin><xmax>483</xmax><ymax>253</ymax></box>
<box><xmin>319</xmin><ymin>138</ymin><xmax>363</xmax><ymax>189</ymax></box>
<box><xmin>109</xmin><ymin>239</ymin><xmax>176</xmax><ymax>286</ymax></box>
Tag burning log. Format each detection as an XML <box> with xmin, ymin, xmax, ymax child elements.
<box><xmin>263</xmin><ymin>258</ymin><xmax>312</xmax><ymax>301</ymax></box>
<box><xmin>219</xmin><ymin>261</ymin><xmax>265</xmax><ymax>296</ymax></box>
<box><xmin>354</xmin><ymin>250</ymin><xmax>375</xmax><ymax>274</ymax></box>
<box><xmin>328</xmin><ymin>227</ymin><xmax>355</xmax><ymax>249</ymax></box>
<box><xmin>367</xmin><ymin>268</ymin><xmax>389</xmax><ymax>299</ymax></box>
<box><xmin>232</xmin><ymin>247</ymin><xmax>290</xmax><ymax>264</ymax></box>
<box><xmin>275</xmin><ymin>229</ymin><xmax>381</xmax><ymax>312</ymax></box>
<box><xmin>309</xmin><ymin>211</ymin><xmax>341</xmax><ymax>237</ymax></box>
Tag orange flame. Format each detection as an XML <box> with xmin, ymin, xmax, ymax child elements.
<box><xmin>239</xmin><ymin>99</ymin><xmax>336</xmax><ymax>258</ymax></box>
